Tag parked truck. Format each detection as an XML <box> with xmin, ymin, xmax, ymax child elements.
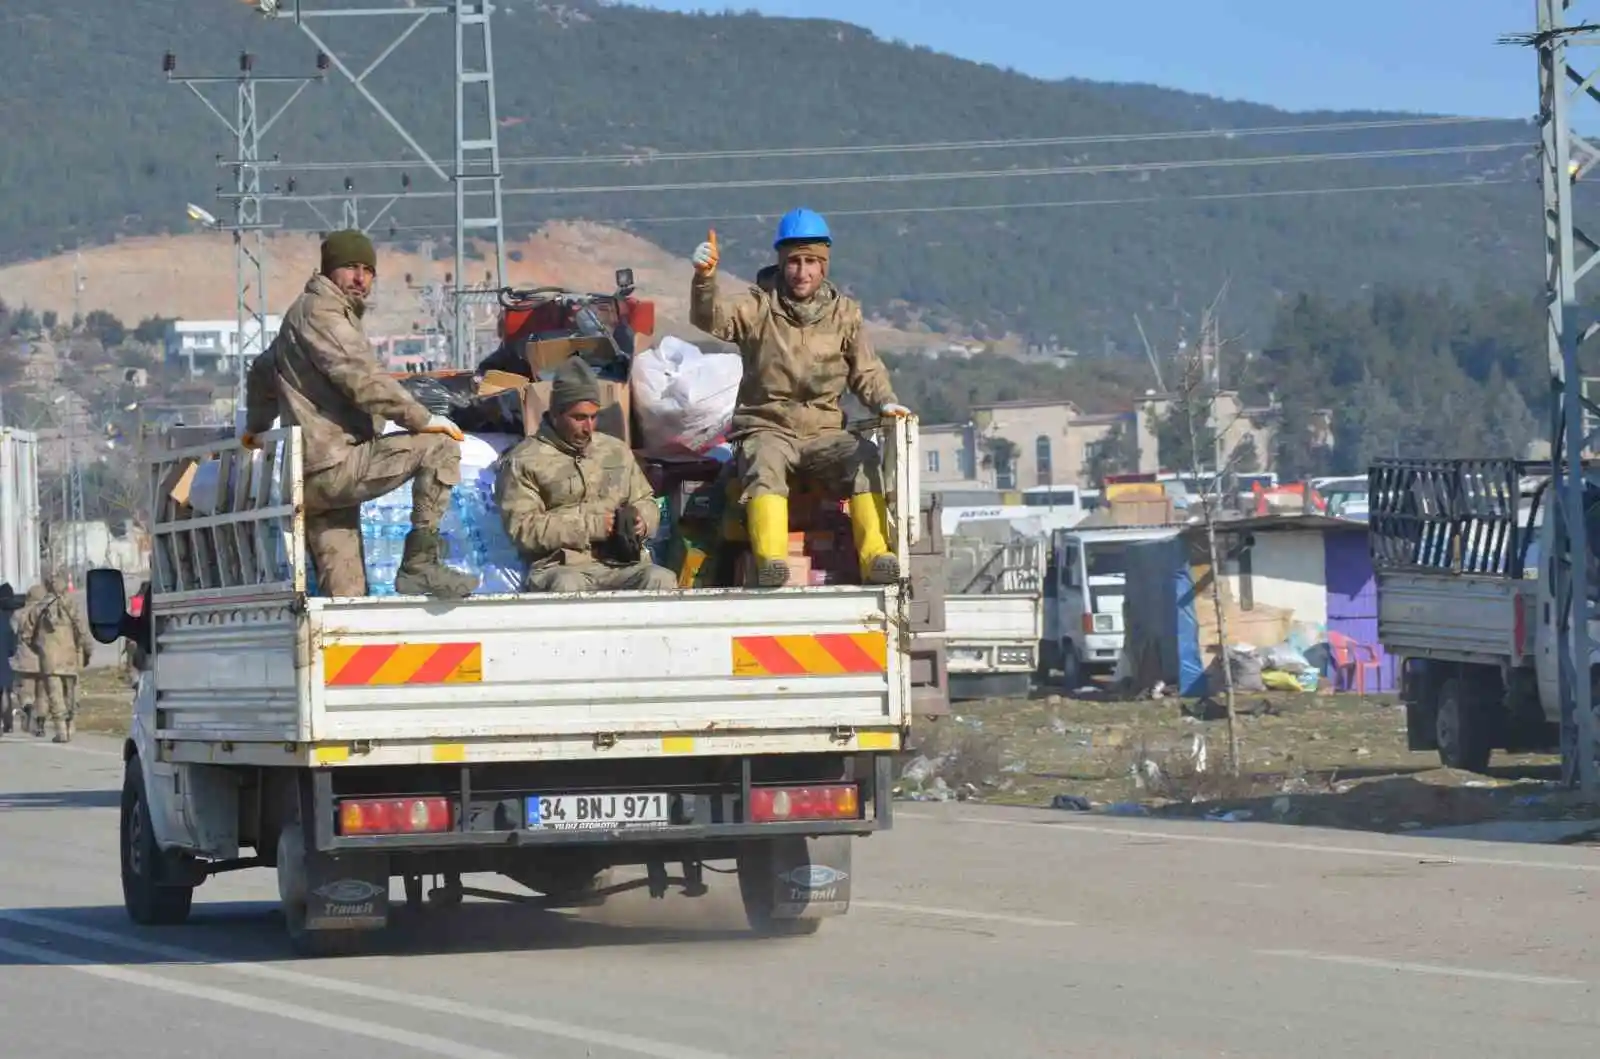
<box><xmin>1042</xmin><ymin>524</ymin><xmax>1182</xmax><ymax>689</ymax></box>
<box><xmin>0</xmin><ymin>427</ymin><xmax>42</xmax><ymax>591</ymax></box>
<box><xmin>87</xmin><ymin>417</ymin><xmax>922</xmax><ymax>954</ymax></box>
<box><xmin>1369</xmin><ymin>457</ymin><xmax>1564</xmax><ymax>771</ymax></box>
<box><xmin>929</xmin><ymin>524</ymin><xmax>1045</xmax><ymax>700</ymax></box>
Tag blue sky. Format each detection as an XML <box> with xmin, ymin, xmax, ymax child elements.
<box><xmin>627</xmin><ymin>0</ymin><xmax>1534</xmax><ymax>119</ymax></box>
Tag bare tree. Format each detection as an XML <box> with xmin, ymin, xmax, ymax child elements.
<box><xmin>1170</xmin><ymin>281</ymin><xmax>1255</xmax><ymax>777</ymax></box>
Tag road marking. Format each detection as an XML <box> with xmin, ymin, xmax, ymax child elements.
<box><xmin>852</xmin><ymin>901</ymin><xmax>1074</xmax><ymax>928</ymax></box>
<box><xmin>896</xmin><ymin>812</ymin><xmax>1600</xmax><ymax>873</ymax></box>
<box><xmin>0</xmin><ymin>910</ymin><xmax>741</xmax><ymax>1059</ymax></box>
<box><xmin>1257</xmin><ymin>948</ymin><xmax>1586</xmax><ymax>986</ymax></box>
<box><xmin>0</xmin><ymin>934</ymin><xmax>533</xmax><ymax>1059</ymax></box>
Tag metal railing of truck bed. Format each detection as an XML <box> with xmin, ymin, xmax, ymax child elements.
<box><xmin>146</xmin><ymin>417</ymin><xmax>921</xmax><ymax>603</ymax></box>
<box><xmin>149</xmin><ymin>427</ymin><xmax>306</xmax><ymax>603</ymax></box>
<box><xmin>1367</xmin><ymin>457</ymin><xmax>1526</xmax><ymax>577</ymax></box>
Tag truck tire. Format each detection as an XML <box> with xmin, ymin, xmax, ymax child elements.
<box><xmin>121</xmin><ymin>756</ymin><xmax>195</xmax><ymax>926</ymax></box>
<box><xmin>1061</xmin><ymin>645</ymin><xmax>1083</xmax><ymax>693</ymax></box>
<box><xmin>1436</xmin><ymin>676</ymin><xmax>1492</xmax><ymax>773</ymax></box>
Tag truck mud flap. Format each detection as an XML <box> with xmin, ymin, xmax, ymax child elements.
<box><xmin>759</xmin><ymin>835</ymin><xmax>853</xmax><ymax>921</ymax></box>
<box><xmin>302</xmin><ymin>852</ymin><xmax>390</xmax><ymax>932</ymax></box>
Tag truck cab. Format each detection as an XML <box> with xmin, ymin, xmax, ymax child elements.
<box><xmin>1043</xmin><ymin>525</ymin><xmax>1181</xmax><ymax>689</ymax></box>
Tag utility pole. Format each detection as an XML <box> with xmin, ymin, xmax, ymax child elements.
<box><xmin>243</xmin><ymin>0</ymin><xmax>510</xmax><ymax>369</ymax></box>
<box><xmin>1511</xmin><ymin>1</ymin><xmax>1600</xmax><ymax>790</ymax></box>
<box><xmin>165</xmin><ymin>50</ymin><xmax>323</xmax><ymax>420</ymax></box>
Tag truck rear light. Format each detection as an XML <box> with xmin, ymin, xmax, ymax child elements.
<box><xmin>749</xmin><ymin>784</ymin><xmax>860</xmax><ymax>824</ymax></box>
<box><xmin>338</xmin><ymin>797</ymin><xmax>452</xmax><ymax>836</ymax></box>
<box><xmin>1081</xmin><ymin>612</ymin><xmax>1095</xmax><ymax>634</ymax></box>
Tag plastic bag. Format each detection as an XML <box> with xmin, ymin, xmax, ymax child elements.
<box><xmin>630</xmin><ymin>336</ymin><xmax>743</xmax><ymax>459</ymax></box>
<box><xmin>1262</xmin><ymin>641</ymin><xmax>1312</xmax><ymax>674</ymax></box>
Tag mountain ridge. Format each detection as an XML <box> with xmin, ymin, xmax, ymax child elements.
<box><xmin>0</xmin><ymin>0</ymin><xmax>1543</xmax><ymax>348</ymax></box>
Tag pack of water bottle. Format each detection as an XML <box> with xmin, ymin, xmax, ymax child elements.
<box><xmin>360</xmin><ymin>431</ymin><xmax>526</xmax><ymax>596</ymax></box>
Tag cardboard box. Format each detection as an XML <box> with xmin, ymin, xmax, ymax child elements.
<box><xmin>522</xmin><ymin>335</ymin><xmax>617</xmax><ymax>375</ymax></box>
<box><xmin>521</xmin><ymin>379</ymin><xmax>631</xmax><ymax>445</ymax></box>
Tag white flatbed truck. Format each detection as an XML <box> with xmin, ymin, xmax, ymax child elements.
<box><xmin>88</xmin><ymin>418</ymin><xmax>922</xmax><ymax>954</ymax></box>
<box><xmin>1370</xmin><ymin>457</ymin><xmax>1572</xmax><ymax>771</ymax></box>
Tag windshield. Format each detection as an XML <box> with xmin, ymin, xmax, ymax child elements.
<box><xmin>1084</xmin><ymin>542</ymin><xmax>1128</xmax><ymax>579</ymax></box>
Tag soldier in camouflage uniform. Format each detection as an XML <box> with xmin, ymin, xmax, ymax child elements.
<box><xmin>689</xmin><ymin>209</ymin><xmax>912</xmax><ymax>588</ymax></box>
<box><xmin>496</xmin><ymin>357</ymin><xmax>676</xmax><ymax>593</ymax></box>
<box><xmin>243</xmin><ymin>230</ymin><xmax>475</xmax><ymax>600</ymax></box>
<box><xmin>11</xmin><ymin>584</ymin><xmax>45</xmax><ymax>738</ymax></box>
<box><xmin>29</xmin><ymin>572</ymin><xmax>92</xmax><ymax>744</ymax></box>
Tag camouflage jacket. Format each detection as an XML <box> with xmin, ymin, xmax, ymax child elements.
<box><xmin>495</xmin><ymin>418</ymin><xmax>661</xmax><ymax>569</ymax></box>
<box><xmin>245</xmin><ymin>274</ymin><xmax>433</xmax><ymax>474</ymax></box>
<box><xmin>28</xmin><ymin>591</ymin><xmax>92</xmax><ymax>675</ymax></box>
<box><xmin>9</xmin><ymin>588</ymin><xmax>45</xmax><ymax>675</ymax></box>
<box><xmin>690</xmin><ymin>265</ymin><xmax>897</xmax><ymax>440</ymax></box>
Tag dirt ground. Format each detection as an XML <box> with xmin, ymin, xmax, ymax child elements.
<box><xmin>901</xmin><ymin>686</ymin><xmax>1600</xmax><ymax>837</ymax></box>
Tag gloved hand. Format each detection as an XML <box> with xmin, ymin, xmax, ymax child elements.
<box><xmin>240</xmin><ymin>433</ymin><xmax>262</xmax><ymax>451</ymax></box>
<box><xmin>419</xmin><ymin>414</ymin><xmax>464</xmax><ymax>442</ymax></box>
<box><xmin>880</xmin><ymin>403</ymin><xmax>912</xmax><ymax>418</ymax></box>
<box><xmin>692</xmin><ymin>229</ymin><xmax>719</xmax><ymax>275</ymax></box>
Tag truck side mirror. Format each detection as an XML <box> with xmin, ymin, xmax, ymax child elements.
<box><xmin>86</xmin><ymin>568</ymin><xmax>129</xmax><ymax>645</ymax></box>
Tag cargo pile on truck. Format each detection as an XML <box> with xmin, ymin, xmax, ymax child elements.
<box><xmin>87</xmin><ymin>277</ymin><xmax>938</xmax><ymax>955</ymax></box>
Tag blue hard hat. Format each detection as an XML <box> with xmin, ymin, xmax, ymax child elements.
<box><xmin>773</xmin><ymin>208</ymin><xmax>832</xmax><ymax>250</ymax></box>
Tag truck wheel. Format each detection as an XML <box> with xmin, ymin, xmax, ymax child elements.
<box><xmin>1436</xmin><ymin>677</ymin><xmax>1492</xmax><ymax>773</ymax></box>
<box><xmin>736</xmin><ymin>836</ymin><xmax>850</xmax><ymax>938</ymax></box>
<box><xmin>121</xmin><ymin>756</ymin><xmax>195</xmax><ymax>926</ymax></box>
<box><xmin>1061</xmin><ymin>646</ymin><xmax>1083</xmax><ymax>693</ymax></box>
<box><xmin>276</xmin><ymin>824</ymin><xmax>371</xmax><ymax>958</ymax></box>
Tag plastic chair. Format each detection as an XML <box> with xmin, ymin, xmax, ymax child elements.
<box><xmin>1326</xmin><ymin>630</ymin><xmax>1383</xmax><ymax>694</ymax></box>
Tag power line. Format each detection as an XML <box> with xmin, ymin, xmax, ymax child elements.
<box><xmin>234</xmin><ymin>141</ymin><xmax>1533</xmax><ymax>205</ymax></box>
<box><xmin>237</xmin><ymin>114</ymin><xmax>1522</xmax><ymax>173</ymax></box>
<box><xmin>325</xmin><ymin>177</ymin><xmax>1522</xmax><ymax>235</ymax></box>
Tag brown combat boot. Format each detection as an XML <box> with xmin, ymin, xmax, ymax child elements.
<box><xmin>63</xmin><ymin>718</ymin><xmax>74</xmax><ymax>744</ymax></box>
<box><xmin>393</xmin><ymin>528</ymin><xmax>477</xmax><ymax>600</ymax></box>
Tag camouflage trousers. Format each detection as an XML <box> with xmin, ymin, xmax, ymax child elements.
<box><xmin>38</xmin><ymin>674</ymin><xmax>76</xmax><ymax>723</ymax></box>
<box><xmin>525</xmin><ymin>561</ymin><xmax>677</xmax><ymax>593</ymax></box>
<box><xmin>736</xmin><ymin>428</ymin><xmax>883</xmax><ymax>503</ymax></box>
<box><xmin>303</xmin><ymin>433</ymin><xmax>462</xmax><ymax>597</ymax></box>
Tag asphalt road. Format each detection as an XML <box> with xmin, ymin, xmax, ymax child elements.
<box><xmin>1</xmin><ymin>735</ymin><xmax>1597</xmax><ymax>1058</ymax></box>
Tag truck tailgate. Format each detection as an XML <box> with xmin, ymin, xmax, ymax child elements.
<box><xmin>309</xmin><ymin>587</ymin><xmax>905</xmax><ymax>743</ymax></box>
<box><xmin>1377</xmin><ymin>572</ymin><xmax>1533</xmax><ymax>665</ymax></box>
<box><xmin>934</xmin><ymin>595</ymin><xmax>1042</xmax><ymax>641</ymax></box>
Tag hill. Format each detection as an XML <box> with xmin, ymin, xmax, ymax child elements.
<box><xmin>0</xmin><ymin>0</ymin><xmax>1544</xmax><ymax>350</ymax></box>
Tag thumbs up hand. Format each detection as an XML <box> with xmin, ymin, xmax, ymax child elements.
<box><xmin>692</xmin><ymin>229</ymin><xmax>719</xmax><ymax>275</ymax></box>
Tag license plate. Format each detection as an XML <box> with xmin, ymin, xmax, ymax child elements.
<box><xmin>525</xmin><ymin>792</ymin><xmax>672</xmax><ymax>831</ymax></box>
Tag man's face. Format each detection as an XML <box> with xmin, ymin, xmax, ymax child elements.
<box><xmin>782</xmin><ymin>253</ymin><xmax>825</xmax><ymax>300</ymax></box>
<box><xmin>555</xmin><ymin>401</ymin><xmax>600</xmax><ymax>450</ymax></box>
<box><xmin>328</xmin><ymin>262</ymin><xmax>376</xmax><ymax>305</ymax></box>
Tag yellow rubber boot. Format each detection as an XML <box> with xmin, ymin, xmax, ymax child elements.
<box><xmin>849</xmin><ymin>493</ymin><xmax>901</xmax><ymax>585</ymax></box>
<box><xmin>746</xmin><ymin>493</ymin><xmax>791</xmax><ymax>588</ymax></box>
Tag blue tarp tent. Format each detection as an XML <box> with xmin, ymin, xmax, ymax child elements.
<box><xmin>1122</xmin><ymin>536</ymin><xmax>1206</xmax><ymax>697</ymax></box>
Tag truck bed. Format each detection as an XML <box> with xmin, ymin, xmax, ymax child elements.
<box><xmin>1376</xmin><ymin>571</ymin><xmax>1533</xmax><ymax>666</ymax></box>
<box><xmin>153</xmin><ymin>586</ymin><xmax>906</xmax><ymax>767</ymax></box>
<box><xmin>933</xmin><ymin>595</ymin><xmax>1042</xmax><ymax>643</ymax></box>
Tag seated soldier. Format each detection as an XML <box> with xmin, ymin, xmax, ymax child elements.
<box><xmin>496</xmin><ymin>357</ymin><xmax>677</xmax><ymax>593</ymax></box>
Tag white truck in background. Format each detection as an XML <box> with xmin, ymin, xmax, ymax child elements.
<box><xmin>1042</xmin><ymin>524</ymin><xmax>1182</xmax><ymax>689</ymax></box>
<box><xmin>88</xmin><ymin>418</ymin><xmax>922</xmax><ymax>954</ymax></box>
<box><xmin>1369</xmin><ymin>457</ymin><xmax>1571</xmax><ymax>772</ymax></box>
<box><xmin>929</xmin><ymin>526</ymin><xmax>1045</xmax><ymax>700</ymax></box>
<box><xmin>0</xmin><ymin>428</ymin><xmax>42</xmax><ymax>591</ymax></box>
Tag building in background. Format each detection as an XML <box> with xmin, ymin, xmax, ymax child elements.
<box><xmin>164</xmin><ymin>316</ymin><xmax>282</xmax><ymax>377</ymax></box>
